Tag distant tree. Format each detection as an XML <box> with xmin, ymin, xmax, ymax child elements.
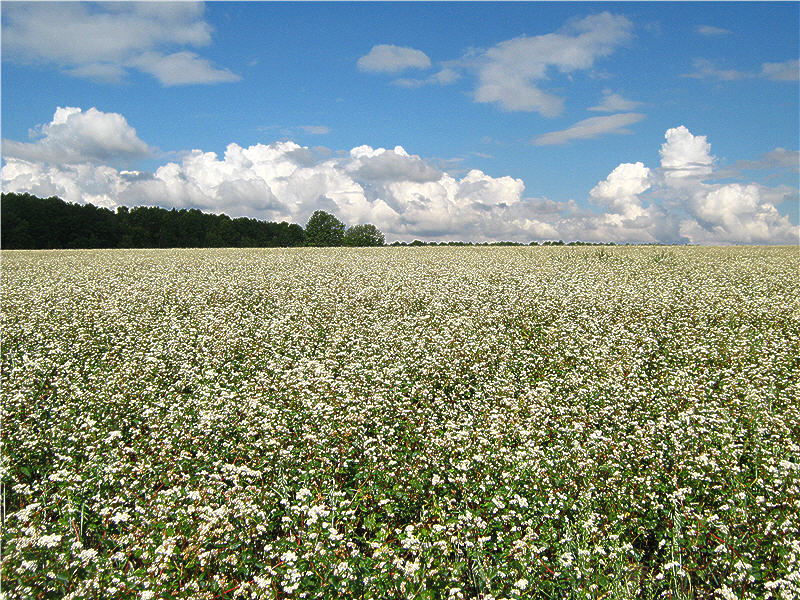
<box><xmin>343</xmin><ymin>223</ymin><xmax>385</xmax><ymax>247</ymax></box>
<box><xmin>304</xmin><ymin>210</ymin><xmax>345</xmax><ymax>247</ymax></box>
<box><xmin>285</xmin><ymin>223</ymin><xmax>306</xmax><ymax>246</ymax></box>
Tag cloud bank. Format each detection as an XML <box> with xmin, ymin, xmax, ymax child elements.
<box><xmin>2</xmin><ymin>108</ymin><xmax>797</xmax><ymax>245</ymax></box>
<box><xmin>2</xmin><ymin>2</ymin><xmax>239</xmax><ymax>85</ymax></box>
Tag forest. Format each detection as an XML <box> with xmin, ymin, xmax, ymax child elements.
<box><xmin>0</xmin><ymin>192</ymin><xmax>306</xmax><ymax>249</ymax></box>
<box><xmin>0</xmin><ymin>193</ymin><xmax>388</xmax><ymax>249</ymax></box>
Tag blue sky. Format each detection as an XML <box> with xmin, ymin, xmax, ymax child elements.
<box><xmin>2</xmin><ymin>1</ymin><xmax>798</xmax><ymax>243</ymax></box>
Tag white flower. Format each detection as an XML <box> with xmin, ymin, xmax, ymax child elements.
<box><xmin>38</xmin><ymin>534</ymin><xmax>62</xmax><ymax>548</ymax></box>
<box><xmin>716</xmin><ymin>585</ymin><xmax>737</xmax><ymax>600</ymax></box>
<box><xmin>111</xmin><ymin>511</ymin><xmax>130</xmax><ymax>524</ymax></box>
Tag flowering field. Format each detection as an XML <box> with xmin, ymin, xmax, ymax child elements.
<box><xmin>2</xmin><ymin>246</ymin><xmax>799</xmax><ymax>600</ymax></box>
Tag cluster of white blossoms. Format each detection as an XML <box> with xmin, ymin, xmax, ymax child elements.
<box><xmin>2</xmin><ymin>246</ymin><xmax>798</xmax><ymax>599</ymax></box>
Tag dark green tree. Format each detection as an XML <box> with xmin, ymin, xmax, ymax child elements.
<box><xmin>0</xmin><ymin>192</ymin><xmax>309</xmax><ymax>249</ymax></box>
<box><xmin>304</xmin><ymin>210</ymin><xmax>345</xmax><ymax>247</ymax></box>
<box><xmin>343</xmin><ymin>223</ymin><xmax>385</xmax><ymax>247</ymax></box>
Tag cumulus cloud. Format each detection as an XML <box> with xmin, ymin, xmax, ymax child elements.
<box><xmin>1</xmin><ymin>159</ymin><xmax>131</xmax><ymax>210</ymax></box>
<box><xmin>471</xmin><ymin>12</ymin><xmax>633</xmax><ymax>115</ymax></box>
<box><xmin>347</xmin><ymin>145</ymin><xmax>441</xmax><ymax>183</ymax></box>
<box><xmin>582</xmin><ymin>161</ymin><xmax>671</xmax><ymax>243</ymax></box>
<box><xmin>579</xmin><ymin>127</ymin><xmax>797</xmax><ymax>244</ymax></box>
<box><xmin>1</xmin><ymin>132</ymin><xmax>528</xmax><ymax>241</ymax></box>
<box><xmin>679</xmin><ymin>183</ymin><xmax>797</xmax><ymax>244</ymax></box>
<box><xmin>590</xmin><ymin>162</ymin><xmax>651</xmax><ymax>218</ymax></box>
<box><xmin>655</xmin><ymin>127</ymin><xmax>796</xmax><ymax>244</ymax></box>
<box><xmin>357</xmin><ymin>45</ymin><xmax>432</xmax><ymax>73</ymax></box>
<box><xmin>658</xmin><ymin>125</ymin><xmax>714</xmax><ymax>185</ymax></box>
<box><xmin>533</xmin><ymin>113</ymin><xmax>645</xmax><ymax>146</ymax></box>
<box><xmin>2</xmin><ymin>108</ymin><xmax>797</xmax><ymax>245</ymax></box>
<box><xmin>1</xmin><ymin>2</ymin><xmax>239</xmax><ymax>86</ymax></box>
<box><xmin>2</xmin><ymin>106</ymin><xmax>151</xmax><ymax>165</ymax></box>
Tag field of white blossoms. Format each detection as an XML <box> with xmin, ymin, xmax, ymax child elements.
<box><xmin>1</xmin><ymin>246</ymin><xmax>799</xmax><ymax>600</ymax></box>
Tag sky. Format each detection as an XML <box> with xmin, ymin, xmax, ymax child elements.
<box><xmin>2</xmin><ymin>1</ymin><xmax>798</xmax><ymax>244</ymax></box>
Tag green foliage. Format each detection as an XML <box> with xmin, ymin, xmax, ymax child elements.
<box><xmin>343</xmin><ymin>223</ymin><xmax>385</xmax><ymax>247</ymax></box>
<box><xmin>304</xmin><ymin>210</ymin><xmax>346</xmax><ymax>247</ymax></box>
<box><xmin>0</xmin><ymin>192</ymin><xmax>305</xmax><ymax>249</ymax></box>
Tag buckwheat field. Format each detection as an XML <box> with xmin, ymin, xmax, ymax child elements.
<box><xmin>2</xmin><ymin>246</ymin><xmax>798</xmax><ymax>600</ymax></box>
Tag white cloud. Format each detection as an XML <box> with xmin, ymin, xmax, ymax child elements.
<box><xmin>360</xmin><ymin>14</ymin><xmax>633</xmax><ymax>116</ymax></box>
<box><xmin>732</xmin><ymin>148</ymin><xmax>800</xmax><ymax>172</ymax></box>
<box><xmin>684</xmin><ymin>58</ymin><xmax>799</xmax><ymax>82</ymax></box>
<box><xmin>357</xmin><ymin>45</ymin><xmax>431</xmax><ymax>73</ymax></box>
<box><xmin>679</xmin><ymin>183</ymin><xmax>798</xmax><ymax>244</ymax></box>
<box><xmin>64</xmin><ymin>62</ymin><xmax>127</xmax><ymax>84</ymax></box>
<box><xmin>552</xmin><ymin>125</ymin><xmax>797</xmax><ymax>244</ymax></box>
<box><xmin>1</xmin><ymin>2</ymin><xmax>239</xmax><ymax>86</ymax></box>
<box><xmin>583</xmin><ymin>162</ymin><xmax>668</xmax><ymax>243</ymax></box>
<box><xmin>2</xmin><ymin>109</ymin><xmax>797</xmax><ymax>245</ymax></box>
<box><xmin>129</xmin><ymin>51</ymin><xmax>239</xmax><ymax>86</ymax></box>
<box><xmin>533</xmin><ymin>113</ymin><xmax>645</xmax><ymax>146</ymax></box>
<box><xmin>695</xmin><ymin>25</ymin><xmax>733</xmax><ymax>36</ymax></box>
<box><xmin>471</xmin><ymin>12</ymin><xmax>633</xmax><ymax>115</ymax></box>
<box><xmin>0</xmin><ymin>159</ymin><xmax>129</xmax><ymax>210</ymax></box>
<box><xmin>347</xmin><ymin>145</ymin><xmax>441</xmax><ymax>183</ymax></box>
<box><xmin>2</xmin><ymin>133</ymin><xmax>528</xmax><ymax>241</ymax></box>
<box><xmin>652</xmin><ymin>128</ymin><xmax>796</xmax><ymax>244</ymax></box>
<box><xmin>684</xmin><ymin>58</ymin><xmax>748</xmax><ymax>81</ymax></box>
<box><xmin>658</xmin><ymin>125</ymin><xmax>713</xmax><ymax>185</ymax></box>
<box><xmin>2</xmin><ymin>106</ymin><xmax>151</xmax><ymax>165</ymax></box>
<box><xmin>299</xmin><ymin>126</ymin><xmax>331</xmax><ymax>136</ymax></box>
<box><xmin>432</xmin><ymin>68</ymin><xmax>461</xmax><ymax>85</ymax></box>
<box><xmin>590</xmin><ymin>162</ymin><xmax>651</xmax><ymax>219</ymax></box>
<box><xmin>393</xmin><ymin>68</ymin><xmax>461</xmax><ymax>88</ymax></box>
<box><xmin>761</xmin><ymin>59</ymin><xmax>800</xmax><ymax>82</ymax></box>
<box><xmin>588</xmin><ymin>89</ymin><xmax>642</xmax><ymax>112</ymax></box>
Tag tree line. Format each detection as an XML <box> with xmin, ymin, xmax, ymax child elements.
<box><xmin>0</xmin><ymin>193</ymin><xmax>384</xmax><ymax>249</ymax></box>
<box><xmin>1</xmin><ymin>192</ymin><xmax>667</xmax><ymax>249</ymax></box>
